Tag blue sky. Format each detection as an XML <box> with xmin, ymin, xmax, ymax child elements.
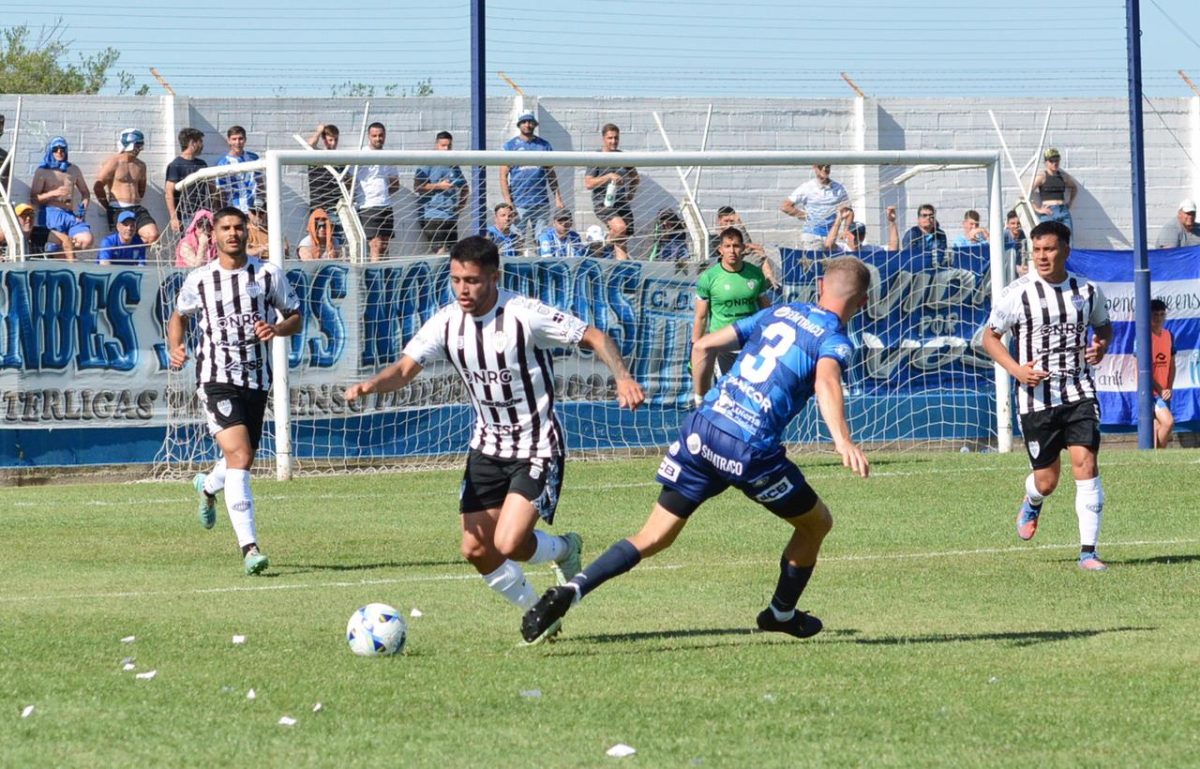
<box><xmin>4</xmin><ymin>0</ymin><xmax>1199</xmax><ymax>98</ymax></box>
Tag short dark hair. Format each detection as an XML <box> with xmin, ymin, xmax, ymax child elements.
<box><xmin>368</xmin><ymin>122</ymin><xmax>386</xmax><ymax>133</ymax></box>
<box><xmin>1006</xmin><ymin>209</ymin><xmax>1019</xmax><ymax>220</ymax></box>
<box><xmin>323</xmin><ymin>124</ymin><xmax>340</xmax><ymax>138</ymax></box>
<box><xmin>1030</xmin><ymin>219</ymin><xmax>1071</xmax><ymax>245</ymax></box>
<box><xmin>178</xmin><ymin>127</ymin><xmax>203</xmax><ymax>150</ymax></box>
<box><xmin>451</xmin><ymin>235</ymin><xmax>500</xmax><ymax>271</ymax></box>
<box><xmin>964</xmin><ymin>210</ymin><xmax>981</xmax><ymax>224</ymax></box>
<box><xmin>918</xmin><ymin>204</ymin><xmax>936</xmax><ymax>216</ymax></box>
<box><xmin>718</xmin><ymin>226</ymin><xmax>745</xmax><ymax>245</ymax></box>
<box><xmin>716</xmin><ymin>205</ymin><xmax>737</xmax><ymax>218</ymax></box>
<box><xmin>1151</xmin><ymin>298</ymin><xmax>1168</xmax><ymax>313</ymax></box>
<box><xmin>226</xmin><ymin>125</ymin><xmax>246</xmax><ymax>139</ymax></box>
<box><xmin>436</xmin><ymin>131</ymin><xmax>453</xmax><ymax>142</ymax></box>
<box><xmin>601</xmin><ymin>123</ymin><xmax>619</xmax><ymax>135</ymax></box>
<box><xmin>494</xmin><ymin>202</ymin><xmax>514</xmax><ymax>214</ymax></box>
<box><xmin>213</xmin><ymin>206</ymin><xmax>248</xmax><ymax>226</ymax></box>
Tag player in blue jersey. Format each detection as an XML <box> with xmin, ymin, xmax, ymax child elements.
<box><xmin>521</xmin><ymin>256</ymin><xmax>872</xmax><ymax>644</ymax></box>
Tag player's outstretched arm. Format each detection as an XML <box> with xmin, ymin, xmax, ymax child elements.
<box><xmin>345</xmin><ymin>356</ymin><xmax>425</xmax><ymax>402</ymax></box>
<box><xmin>580</xmin><ymin>326</ymin><xmax>645</xmax><ymax>411</ymax></box>
<box><xmin>691</xmin><ymin>326</ymin><xmax>740</xmax><ymax>403</ymax></box>
<box><xmin>813</xmin><ymin>358</ymin><xmax>869</xmax><ymax>478</ymax></box>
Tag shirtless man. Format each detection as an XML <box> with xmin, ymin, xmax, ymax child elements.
<box><xmin>94</xmin><ymin>129</ymin><xmax>159</xmax><ymax>244</ymax></box>
<box><xmin>30</xmin><ymin>136</ymin><xmax>93</xmax><ymax>257</ymax></box>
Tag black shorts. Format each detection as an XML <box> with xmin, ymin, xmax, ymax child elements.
<box><xmin>596</xmin><ymin>205</ymin><xmax>634</xmax><ymax>236</ymax></box>
<box><xmin>1019</xmin><ymin>398</ymin><xmax>1101</xmax><ymax>470</ymax></box>
<box><xmin>107</xmin><ymin>204</ymin><xmax>156</xmax><ymax>232</ymax></box>
<box><xmin>359</xmin><ymin>206</ymin><xmax>395</xmax><ymax>240</ymax></box>
<box><xmin>459</xmin><ymin>449</ymin><xmax>565</xmax><ymax>524</ymax></box>
<box><xmin>197</xmin><ymin>383</ymin><xmax>269</xmax><ymax>450</ymax></box>
<box><xmin>420</xmin><ymin>218</ymin><xmax>459</xmax><ymax>251</ymax></box>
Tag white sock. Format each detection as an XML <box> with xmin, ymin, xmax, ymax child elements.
<box><xmin>482</xmin><ymin>560</ymin><xmax>536</xmax><ymax>609</ymax></box>
<box><xmin>223</xmin><ymin>468</ymin><xmax>258</xmax><ymax>549</ymax></box>
<box><xmin>1025</xmin><ymin>473</ymin><xmax>1046</xmax><ymax>506</ymax></box>
<box><xmin>526</xmin><ymin>531</ymin><xmax>569</xmax><ymax>565</ymax></box>
<box><xmin>204</xmin><ymin>458</ymin><xmax>228</xmax><ymax>496</ymax></box>
<box><xmin>1075</xmin><ymin>477</ymin><xmax>1104</xmax><ymax>547</ymax></box>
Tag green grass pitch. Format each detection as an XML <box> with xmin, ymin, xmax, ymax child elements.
<box><xmin>3</xmin><ymin>449</ymin><xmax>1199</xmax><ymax>768</ymax></box>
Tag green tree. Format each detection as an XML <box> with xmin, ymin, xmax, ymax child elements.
<box><xmin>330</xmin><ymin>78</ymin><xmax>434</xmax><ymax>98</ymax></box>
<box><xmin>0</xmin><ymin>21</ymin><xmax>148</xmax><ymax>95</ymax></box>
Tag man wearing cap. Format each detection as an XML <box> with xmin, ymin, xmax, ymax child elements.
<box><xmin>0</xmin><ymin>203</ymin><xmax>35</xmax><ymax>256</ymax></box>
<box><xmin>1154</xmin><ymin>199</ymin><xmax>1200</xmax><ymax>249</ymax></box>
<box><xmin>97</xmin><ymin>210</ymin><xmax>149</xmax><ymax>266</ymax></box>
<box><xmin>94</xmin><ymin>128</ymin><xmax>159</xmax><ymax>245</ymax></box>
<box><xmin>781</xmin><ymin>164</ymin><xmax>850</xmax><ymax>246</ymax></box>
<box><xmin>500</xmin><ymin>111</ymin><xmax>563</xmax><ymax>244</ymax></box>
<box><xmin>537</xmin><ymin>209</ymin><xmax>585</xmax><ymax>258</ymax></box>
<box><xmin>1032</xmin><ymin>148</ymin><xmax>1078</xmax><ymax>232</ymax></box>
<box><xmin>30</xmin><ymin>136</ymin><xmax>94</xmax><ymax>257</ymax></box>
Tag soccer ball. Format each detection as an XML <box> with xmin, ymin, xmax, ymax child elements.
<box><xmin>346</xmin><ymin>603</ymin><xmax>407</xmax><ymax>656</ymax></box>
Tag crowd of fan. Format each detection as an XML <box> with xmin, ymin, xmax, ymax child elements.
<box><xmin>2</xmin><ymin>110</ymin><xmax>1199</xmax><ymax>267</ymax></box>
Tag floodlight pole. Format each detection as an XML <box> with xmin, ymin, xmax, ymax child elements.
<box><xmin>1126</xmin><ymin>0</ymin><xmax>1154</xmax><ymax>449</ymax></box>
<box><xmin>470</xmin><ymin>0</ymin><xmax>487</xmax><ymax>235</ymax></box>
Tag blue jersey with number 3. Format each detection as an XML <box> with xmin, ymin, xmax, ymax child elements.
<box><xmin>699</xmin><ymin>303</ymin><xmax>853</xmax><ymax>451</ymax></box>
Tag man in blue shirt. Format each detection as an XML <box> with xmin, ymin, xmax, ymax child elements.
<box><xmin>521</xmin><ymin>256</ymin><xmax>872</xmax><ymax>644</ymax></box>
<box><xmin>97</xmin><ymin>210</ymin><xmax>148</xmax><ymax>265</ymax></box>
<box><xmin>537</xmin><ymin>208</ymin><xmax>585</xmax><ymax>258</ymax></box>
<box><xmin>413</xmin><ymin>131</ymin><xmax>468</xmax><ymax>254</ymax></box>
<box><xmin>486</xmin><ymin>202</ymin><xmax>524</xmax><ymax>258</ymax></box>
<box><xmin>500</xmin><ymin>112</ymin><xmax>562</xmax><ymax>244</ymax></box>
<box><xmin>901</xmin><ymin>203</ymin><xmax>948</xmax><ymax>254</ymax></box>
<box><xmin>215</xmin><ymin>125</ymin><xmax>263</xmax><ymax>214</ymax></box>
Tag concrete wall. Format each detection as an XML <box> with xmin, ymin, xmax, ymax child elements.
<box><xmin>1</xmin><ymin>94</ymin><xmax>1196</xmax><ymax>255</ymax></box>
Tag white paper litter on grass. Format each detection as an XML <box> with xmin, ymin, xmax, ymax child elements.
<box><xmin>135</xmin><ymin>670</ymin><xmax>157</xmax><ymax>680</ymax></box>
<box><xmin>762</xmin><ymin>693</ymin><xmax>777</xmax><ymax>703</ymax></box>
<box><xmin>519</xmin><ymin>689</ymin><xmax>542</xmax><ymax>699</ymax></box>
<box><xmin>410</xmin><ymin>608</ymin><xmax>423</xmax><ymax>618</ymax></box>
<box><xmin>312</xmin><ymin>703</ymin><xmax>323</xmax><ymax>713</ymax></box>
<box><xmin>21</xmin><ymin>705</ymin><xmax>34</xmax><ymax>719</ymax></box>
<box><xmin>278</xmin><ymin>716</ymin><xmax>297</xmax><ymax>726</ymax></box>
<box><xmin>232</xmin><ymin>635</ymin><xmax>246</xmax><ymax>645</ymax></box>
<box><xmin>606</xmin><ymin>744</ymin><xmax>637</xmax><ymax>758</ymax></box>
<box><xmin>122</xmin><ymin>663</ymin><xmax>136</xmax><ymax>672</ymax></box>
<box><xmin>246</xmin><ymin>688</ymin><xmax>257</xmax><ymax>700</ymax></box>
<box><xmin>120</xmin><ymin>636</ymin><xmax>136</xmax><ymax>643</ymax></box>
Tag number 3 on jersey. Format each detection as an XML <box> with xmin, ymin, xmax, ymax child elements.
<box><xmin>739</xmin><ymin>322</ymin><xmax>796</xmax><ymax>383</ymax></box>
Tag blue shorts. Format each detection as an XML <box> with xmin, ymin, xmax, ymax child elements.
<box><xmin>42</xmin><ymin>206</ymin><xmax>92</xmax><ymax>238</ymax></box>
<box><xmin>1154</xmin><ymin>395</ymin><xmax>1170</xmax><ymax>411</ymax></box>
<box><xmin>654</xmin><ymin>411</ymin><xmax>817</xmax><ymax>519</ymax></box>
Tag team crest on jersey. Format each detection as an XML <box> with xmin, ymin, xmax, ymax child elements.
<box><xmin>1028</xmin><ymin>441</ymin><xmax>1040</xmax><ymax>459</ymax></box>
<box><xmin>834</xmin><ymin>343</ymin><xmax>852</xmax><ymax>360</ymax></box>
<box><xmin>747</xmin><ymin>280</ymin><xmax>757</xmax><ymax>290</ymax></box>
<box><xmin>493</xmin><ymin>332</ymin><xmax>508</xmax><ymax>352</ymax></box>
<box><xmin>1071</xmin><ymin>295</ymin><xmax>1086</xmax><ymax>311</ymax></box>
<box><xmin>774</xmin><ymin>307</ymin><xmax>790</xmax><ymax>318</ymax></box>
<box><xmin>245</xmin><ymin>282</ymin><xmax>264</xmax><ymax>298</ymax></box>
<box><xmin>686</xmin><ymin>433</ymin><xmax>702</xmax><ymax>454</ymax></box>
<box><xmin>456</xmin><ymin>336</ymin><xmax>466</xmax><ymax>350</ymax></box>
<box><xmin>668</xmin><ymin>441</ymin><xmax>680</xmax><ymax>455</ymax></box>
<box><xmin>217</xmin><ymin>399</ymin><xmax>232</xmax><ymax>417</ymax></box>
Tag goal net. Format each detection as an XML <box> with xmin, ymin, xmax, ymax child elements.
<box><xmin>152</xmin><ymin>149</ymin><xmax>1009</xmax><ymax>480</ymax></box>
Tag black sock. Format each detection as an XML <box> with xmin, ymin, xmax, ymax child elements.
<box><xmin>770</xmin><ymin>555</ymin><xmax>814</xmax><ymax>614</ymax></box>
<box><xmin>241</xmin><ymin>543</ymin><xmax>258</xmax><ymax>556</ymax></box>
<box><xmin>573</xmin><ymin>539</ymin><xmax>642</xmax><ymax>599</ymax></box>
<box><xmin>1081</xmin><ymin>545</ymin><xmax>1096</xmax><ymax>555</ymax></box>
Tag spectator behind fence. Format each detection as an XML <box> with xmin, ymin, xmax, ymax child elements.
<box><xmin>216</xmin><ymin>125</ymin><xmax>263</xmax><ymax>214</ymax></box>
<box><xmin>584</xmin><ymin>123</ymin><xmax>639</xmax><ymax>260</ymax></box>
<box><xmin>901</xmin><ymin>203</ymin><xmax>947</xmax><ymax>253</ymax></box>
<box><xmin>30</xmin><ymin>136</ymin><xmax>93</xmax><ymax>258</ymax></box>
<box><xmin>97</xmin><ymin>210</ymin><xmax>148</xmax><ymax>266</ymax></box>
<box><xmin>500</xmin><ymin>111</ymin><xmax>562</xmax><ymax>243</ymax></box>
<box><xmin>538</xmin><ymin>208</ymin><xmax>585</xmax><ymax>258</ymax></box>
<box><xmin>354</xmin><ymin>122</ymin><xmax>401</xmax><ymax>262</ymax></box>
<box><xmin>246</xmin><ymin>206</ymin><xmax>286</xmax><ymax>259</ymax></box>
<box><xmin>1150</xmin><ymin>298</ymin><xmax>1176</xmax><ymax>448</ymax></box>
<box><xmin>93</xmin><ymin>128</ymin><xmax>159</xmax><ymax>244</ymax></box>
<box><xmin>824</xmin><ymin>206</ymin><xmax>899</xmax><ymax>255</ymax></box>
<box><xmin>0</xmin><ymin>114</ymin><xmax>8</xmax><ymax>193</ymax></box>
<box><xmin>1</xmin><ymin>202</ymin><xmax>36</xmax><ymax>255</ymax></box>
<box><xmin>165</xmin><ymin>128</ymin><xmax>213</xmax><ymax>233</ymax></box>
<box><xmin>306</xmin><ymin>123</ymin><xmax>345</xmax><ymax>217</ymax></box>
<box><xmin>648</xmin><ymin>208</ymin><xmax>689</xmax><ymax>262</ymax></box>
<box><xmin>414</xmin><ymin>131</ymin><xmax>468</xmax><ymax>255</ymax></box>
<box><xmin>781</xmin><ymin>164</ymin><xmax>849</xmax><ymax>245</ymax></box>
<box><xmin>952</xmin><ymin>209</ymin><xmax>989</xmax><ymax>248</ymax></box>
<box><xmin>1153</xmin><ymin>198</ymin><xmax>1200</xmax><ymax>249</ymax></box>
<box><xmin>486</xmin><ymin>202</ymin><xmax>523</xmax><ymax>258</ymax></box>
<box><xmin>176</xmin><ymin>209</ymin><xmax>216</xmax><ymax>267</ymax></box>
<box><xmin>1005</xmin><ymin>209</ymin><xmax>1027</xmax><ymax>262</ymax></box>
<box><xmin>298</xmin><ymin>208</ymin><xmax>338</xmax><ymax>260</ymax></box>
<box><xmin>1032</xmin><ymin>148</ymin><xmax>1077</xmax><ymax>233</ymax></box>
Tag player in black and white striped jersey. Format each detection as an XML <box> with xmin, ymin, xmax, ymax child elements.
<box><xmin>168</xmin><ymin>206</ymin><xmax>302</xmax><ymax>576</ymax></box>
<box><xmin>346</xmin><ymin>236</ymin><xmax>645</xmax><ymax>635</ymax></box>
<box><xmin>983</xmin><ymin>220</ymin><xmax>1113</xmax><ymax>571</ymax></box>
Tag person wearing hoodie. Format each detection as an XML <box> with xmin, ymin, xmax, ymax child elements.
<box><xmin>175</xmin><ymin>209</ymin><xmax>217</xmax><ymax>268</ymax></box>
<box><xmin>30</xmin><ymin>136</ymin><xmax>94</xmax><ymax>255</ymax></box>
<box><xmin>298</xmin><ymin>208</ymin><xmax>338</xmax><ymax>260</ymax></box>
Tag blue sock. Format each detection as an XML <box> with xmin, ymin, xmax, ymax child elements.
<box><xmin>571</xmin><ymin>539</ymin><xmax>642</xmax><ymax>599</ymax></box>
<box><xmin>769</xmin><ymin>556</ymin><xmax>814</xmax><ymax>614</ymax></box>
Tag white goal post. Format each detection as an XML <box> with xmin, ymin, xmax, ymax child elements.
<box><xmin>157</xmin><ymin>149</ymin><xmax>1012</xmax><ymax>481</ymax></box>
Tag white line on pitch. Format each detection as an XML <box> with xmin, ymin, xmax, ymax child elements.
<box><xmin>2</xmin><ymin>537</ymin><xmax>1195</xmax><ymax>605</ymax></box>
